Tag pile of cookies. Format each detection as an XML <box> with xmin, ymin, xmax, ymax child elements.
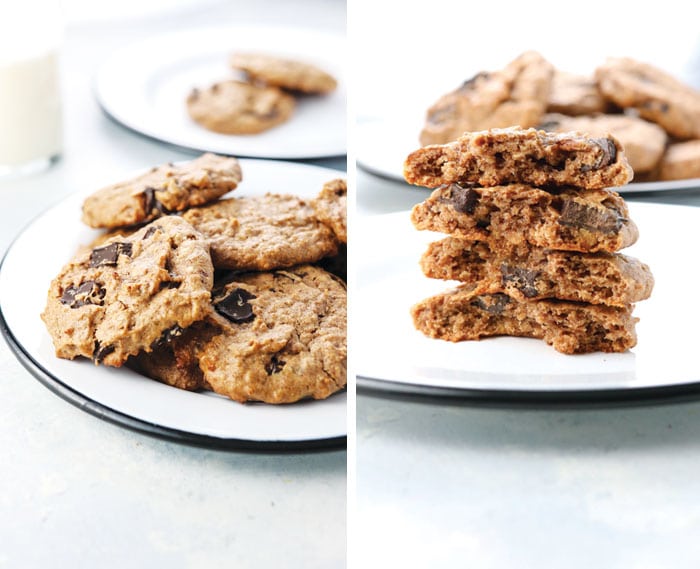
<box><xmin>404</xmin><ymin>127</ymin><xmax>654</xmax><ymax>354</ymax></box>
<box><xmin>187</xmin><ymin>52</ymin><xmax>337</xmax><ymax>135</ymax></box>
<box><xmin>420</xmin><ymin>51</ymin><xmax>700</xmax><ymax>182</ymax></box>
<box><xmin>41</xmin><ymin>153</ymin><xmax>347</xmax><ymax>404</ymax></box>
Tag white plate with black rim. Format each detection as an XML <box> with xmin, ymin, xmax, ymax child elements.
<box><xmin>355</xmin><ymin>202</ymin><xmax>700</xmax><ymax>403</ymax></box>
<box><xmin>0</xmin><ymin>159</ymin><xmax>346</xmax><ymax>450</ymax></box>
<box><xmin>356</xmin><ymin>118</ymin><xmax>700</xmax><ymax>195</ymax></box>
<box><xmin>95</xmin><ymin>25</ymin><xmax>346</xmax><ymax>160</ymax></box>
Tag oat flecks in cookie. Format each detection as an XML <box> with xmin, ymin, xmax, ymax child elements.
<box><xmin>186</xmin><ymin>79</ymin><xmax>295</xmax><ymax>135</ymax></box>
<box><xmin>312</xmin><ymin>178</ymin><xmax>347</xmax><ymax>244</ymax></box>
<box><xmin>420</xmin><ymin>237</ymin><xmax>654</xmax><ymax>306</ymax></box>
<box><xmin>198</xmin><ymin>265</ymin><xmax>347</xmax><ymax>404</ymax></box>
<box><xmin>419</xmin><ymin>51</ymin><xmax>553</xmax><ymax>146</ymax></box>
<box><xmin>405</xmin><ymin>127</ymin><xmax>633</xmax><ymax>190</ymax></box>
<box><xmin>410</xmin><ymin>183</ymin><xmax>638</xmax><ymax>254</ymax></box>
<box><xmin>230</xmin><ymin>52</ymin><xmax>337</xmax><ymax>94</ymax></box>
<box><xmin>411</xmin><ymin>288</ymin><xmax>638</xmax><ymax>354</ymax></box>
<box><xmin>183</xmin><ymin>193</ymin><xmax>338</xmax><ymax>270</ymax></box>
<box><xmin>81</xmin><ymin>153</ymin><xmax>242</xmax><ymax>229</ymax></box>
<box><xmin>41</xmin><ymin>216</ymin><xmax>214</xmax><ymax>367</ymax></box>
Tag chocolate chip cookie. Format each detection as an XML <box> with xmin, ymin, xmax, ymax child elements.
<box><xmin>405</xmin><ymin>127</ymin><xmax>633</xmax><ymax>190</ymax></box>
<box><xmin>595</xmin><ymin>57</ymin><xmax>700</xmax><ymax>140</ymax></box>
<box><xmin>186</xmin><ymin>80</ymin><xmax>295</xmax><ymax>135</ymax></box>
<box><xmin>81</xmin><ymin>153</ymin><xmax>242</xmax><ymax>229</ymax></box>
<box><xmin>41</xmin><ymin>216</ymin><xmax>214</xmax><ymax>367</ymax></box>
<box><xmin>546</xmin><ymin>70</ymin><xmax>609</xmax><ymax>116</ymax></box>
<box><xmin>230</xmin><ymin>52</ymin><xmax>337</xmax><ymax>94</ymax></box>
<box><xmin>420</xmin><ymin>237</ymin><xmax>653</xmax><ymax>306</ymax></box>
<box><xmin>419</xmin><ymin>51</ymin><xmax>553</xmax><ymax>146</ymax></box>
<box><xmin>538</xmin><ymin>113</ymin><xmax>668</xmax><ymax>174</ymax></box>
<box><xmin>654</xmin><ymin>140</ymin><xmax>700</xmax><ymax>181</ymax></box>
<box><xmin>182</xmin><ymin>193</ymin><xmax>338</xmax><ymax>270</ymax></box>
<box><xmin>410</xmin><ymin>183</ymin><xmax>638</xmax><ymax>254</ymax></box>
<box><xmin>198</xmin><ymin>265</ymin><xmax>347</xmax><ymax>404</ymax></box>
<box><xmin>411</xmin><ymin>288</ymin><xmax>638</xmax><ymax>354</ymax></box>
<box><xmin>311</xmin><ymin>178</ymin><xmax>347</xmax><ymax>244</ymax></box>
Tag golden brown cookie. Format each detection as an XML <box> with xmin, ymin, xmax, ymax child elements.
<box><xmin>546</xmin><ymin>71</ymin><xmax>609</xmax><ymax>116</ymax></box>
<box><xmin>655</xmin><ymin>140</ymin><xmax>700</xmax><ymax>181</ymax></box>
<box><xmin>230</xmin><ymin>52</ymin><xmax>337</xmax><ymax>94</ymax></box>
<box><xmin>311</xmin><ymin>178</ymin><xmax>347</xmax><ymax>244</ymax></box>
<box><xmin>186</xmin><ymin>80</ymin><xmax>295</xmax><ymax>134</ymax></box>
<box><xmin>41</xmin><ymin>216</ymin><xmax>214</xmax><ymax>367</ymax></box>
<box><xmin>81</xmin><ymin>153</ymin><xmax>242</xmax><ymax>229</ymax></box>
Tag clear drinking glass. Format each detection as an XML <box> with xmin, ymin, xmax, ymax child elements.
<box><xmin>0</xmin><ymin>0</ymin><xmax>63</xmax><ymax>178</ymax></box>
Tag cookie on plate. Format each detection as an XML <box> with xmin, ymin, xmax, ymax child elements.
<box><xmin>655</xmin><ymin>139</ymin><xmax>700</xmax><ymax>181</ymax></box>
<box><xmin>198</xmin><ymin>265</ymin><xmax>347</xmax><ymax>404</ymax></box>
<box><xmin>81</xmin><ymin>153</ymin><xmax>242</xmax><ymax>229</ymax></box>
<box><xmin>410</xmin><ymin>183</ymin><xmax>638</xmax><ymax>254</ymax></box>
<box><xmin>182</xmin><ymin>193</ymin><xmax>338</xmax><ymax>270</ymax></box>
<box><xmin>419</xmin><ymin>51</ymin><xmax>554</xmax><ymax>146</ymax></box>
<box><xmin>230</xmin><ymin>52</ymin><xmax>337</xmax><ymax>94</ymax></box>
<box><xmin>538</xmin><ymin>113</ymin><xmax>668</xmax><ymax>174</ymax></box>
<box><xmin>411</xmin><ymin>288</ymin><xmax>638</xmax><ymax>354</ymax></box>
<box><xmin>420</xmin><ymin>237</ymin><xmax>654</xmax><ymax>306</ymax></box>
<box><xmin>311</xmin><ymin>178</ymin><xmax>347</xmax><ymax>244</ymax></box>
<box><xmin>41</xmin><ymin>216</ymin><xmax>214</xmax><ymax>367</ymax></box>
<box><xmin>546</xmin><ymin>70</ymin><xmax>609</xmax><ymax>116</ymax></box>
<box><xmin>186</xmin><ymin>79</ymin><xmax>295</xmax><ymax>135</ymax></box>
<box><xmin>405</xmin><ymin>127</ymin><xmax>632</xmax><ymax>190</ymax></box>
<box><xmin>595</xmin><ymin>57</ymin><xmax>700</xmax><ymax>140</ymax></box>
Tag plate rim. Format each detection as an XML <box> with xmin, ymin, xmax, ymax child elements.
<box><xmin>94</xmin><ymin>24</ymin><xmax>347</xmax><ymax>160</ymax></box>
<box><xmin>0</xmin><ymin>157</ymin><xmax>347</xmax><ymax>452</ymax></box>
<box><xmin>355</xmin><ymin>202</ymin><xmax>700</xmax><ymax>402</ymax></box>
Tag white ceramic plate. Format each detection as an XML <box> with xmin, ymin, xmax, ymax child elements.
<box><xmin>0</xmin><ymin>159</ymin><xmax>346</xmax><ymax>450</ymax></box>
<box><xmin>356</xmin><ymin>119</ymin><xmax>700</xmax><ymax>194</ymax></box>
<box><xmin>355</xmin><ymin>202</ymin><xmax>700</xmax><ymax>400</ymax></box>
<box><xmin>95</xmin><ymin>26</ymin><xmax>346</xmax><ymax>159</ymax></box>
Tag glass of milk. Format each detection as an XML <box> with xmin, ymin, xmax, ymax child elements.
<box><xmin>0</xmin><ymin>0</ymin><xmax>63</xmax><ymax>178</ymax></box>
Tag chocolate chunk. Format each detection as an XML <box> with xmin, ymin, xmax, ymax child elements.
<box><xmin>93</xmin><ymin>342</ymin><xmax>115</xmax><ymax>363</ymax></box>
<box><xmin>581</xmin><ymin>138</ymin><xmax>617</xmax><ymax>172</ymax></box>
<box><xmin>501</xmin><ymin>264</ymin><xmax>540</xmax><ymax>298</ymax></box>
<box><xmin>142</xmin><ymin>187</ymin><xmax>170</xmax><ymax>216</ymax></box>
<box><xmin>150</xmin><ymin>325</ymin><xmax>184</xmax><ymax>349</ymax></box>
<box><xmin>60</xmin><ymin>280</ymin><xmax>105</xmax><ymax>308</ymax></box>
<box><xmin>471</xmin><ymin>293</ymin><xmax>510</xmax><ymax>315</ymax></box>
<box><xmin>447</xmin><ymin>184</ymin><xmax>479</xmax><ymax>214</ymax></box>
<box><xmin>265</xmin><ymin>354</ymin><xmax>286</xmax><ymax>375</ymax></box>
<box><xmin>143</xmin><ymin>226</ymin><xmax>159</xmax><ymax>239</ymax></box>
<box><xmin>215</xmin><ymin>287</ymin><xmax>257</xmax><ymax>323</ymax></box>
<box><xmin>458</xmin><ymin>71</ymin><xmax>490</xmax><ymax>93</ymax></box>
<box><xmin>559</xmin><ymin>200</ymin><xmax>623</xmax><ymax>234</ymax></box>
<box><xmin>90</xmin><ymin>242</ymin><xmax>133</xmax><ymax>267</ymax></box>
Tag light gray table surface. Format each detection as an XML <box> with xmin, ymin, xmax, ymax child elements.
<box><xmin>0</xmin><ymin>2</ymin><xmax>346</xmax><ymax>568</ymax></box>
<box><xmin>356</xmin><ymin>164</ymin><xmax>700</xmax><ymax>568</ymax></box>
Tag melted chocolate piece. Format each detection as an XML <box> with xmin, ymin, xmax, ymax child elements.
<box><xmin>93</xmin><ymin>342</ymin><xmax>115</xmax><ymax>363</ymax></box>
<box><xmin>215</xmin><ymin>288</ymin><xmax>257</xmax><ymax>324</ymax></box>
<box><xmin>447</xmin><ymin>184</ymin><xmax>479</xmax><ymax>214</ymax></box>
<box><xmin>581</xmin><ymin>138</ymin><xmax>617</xmax><ymax>172</ymax></box>
<box><xmin>150</xmin><ymin>325</ymin><xmax>184</xmax><ymax>349</ymax></box>
<box><xmin>90</xmin><ymin>242</ymin><xmax>133</xmax><ymax>267</ymax></box>
<box><xmin>143</xmin><ymin>226</ymin><xmax>159</xmax><ymax>239</ymax></box>
<box><xmin>501</xmin><ymin>264</ymin><xmax>540</xmax><ymax>298</ymax></box>
<box><xmin>265</xmin><ymin>354</ymin><xmax>286</xmax><ymax>375</ymax></box>
<box><xmin>60</xmin><ymin>280</ymin><xmax>106</xmax><ymax>308</ymax></box>
<box><xmin>143</xmin><ymin>187</ymin><xmax>170</xmax><ymax>216</ymax></box>
<box><xmin>559</xmin><ymin>200</ymin><xmax>623</xmax><ymax>234</ymax></box>
<box><xmin>471</xmin><ymin>293</ymin><xmax>510</xmax><ymax>315</ymax></box>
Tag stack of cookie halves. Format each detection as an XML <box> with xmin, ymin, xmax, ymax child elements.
<box><xmin>40</xmin><ymin>153</ymin><xmax>347</xmax><ymax>404</ymax></box>
<box><xmin>404</xmin><ymin>127</ymin><xmax>654</xmax><ymax>354</ymax></box>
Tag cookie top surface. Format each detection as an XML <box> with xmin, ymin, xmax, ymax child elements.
<box><xmin>186</xmin><ymin>79</ymin><xmax>295</xmax><ymax>135</ymax></box>
<box><xmin>539</xmin><ymin>113</ymin><xmax>668</xmax><ymax>174</ymax></box>
<box><xmin>419</xmin><ymin>51</ymin><xmax>553</xmax><ymax>145</ymax></box>
<box><xmin>546</xmin><ymin>70</ymin><xmax>609</xmax><ymax>116</ymax></box>
<box><xmin>81</xmin><ymin>153</ymin><xmax>242</xmax><ymax>229</ymax></box>
<box><xmin>311</xmin><ymin>178</ymin><xmax>347</xmax><ymax>244</ymax></box>
<box><xmin>405</xmin><ymin>127</ymin><xmax>633</xmax><ymax>190</ymax></box>
<box><xmin>595</xmin><ymin>57</ymin><xmax>700</xmax><ymax>139</ymax></box>
<box><xmin>230</xmin><ymin>52</ymin><xmax>337</xmax><ymax>94</ymax></box>
<box><xmin>41</xmin><ymin>216</ymin><xmax>214</xmax><ymax>367</ymax></box>
<box><xmin>182</xmin><ymin>193</ymin><xmax>338</xmax><ymax>270</ymax></box>
<box><xmin>198</xmin><ymin>265</ymin><xmax>347</xmax><ymax>404</ymax></box>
